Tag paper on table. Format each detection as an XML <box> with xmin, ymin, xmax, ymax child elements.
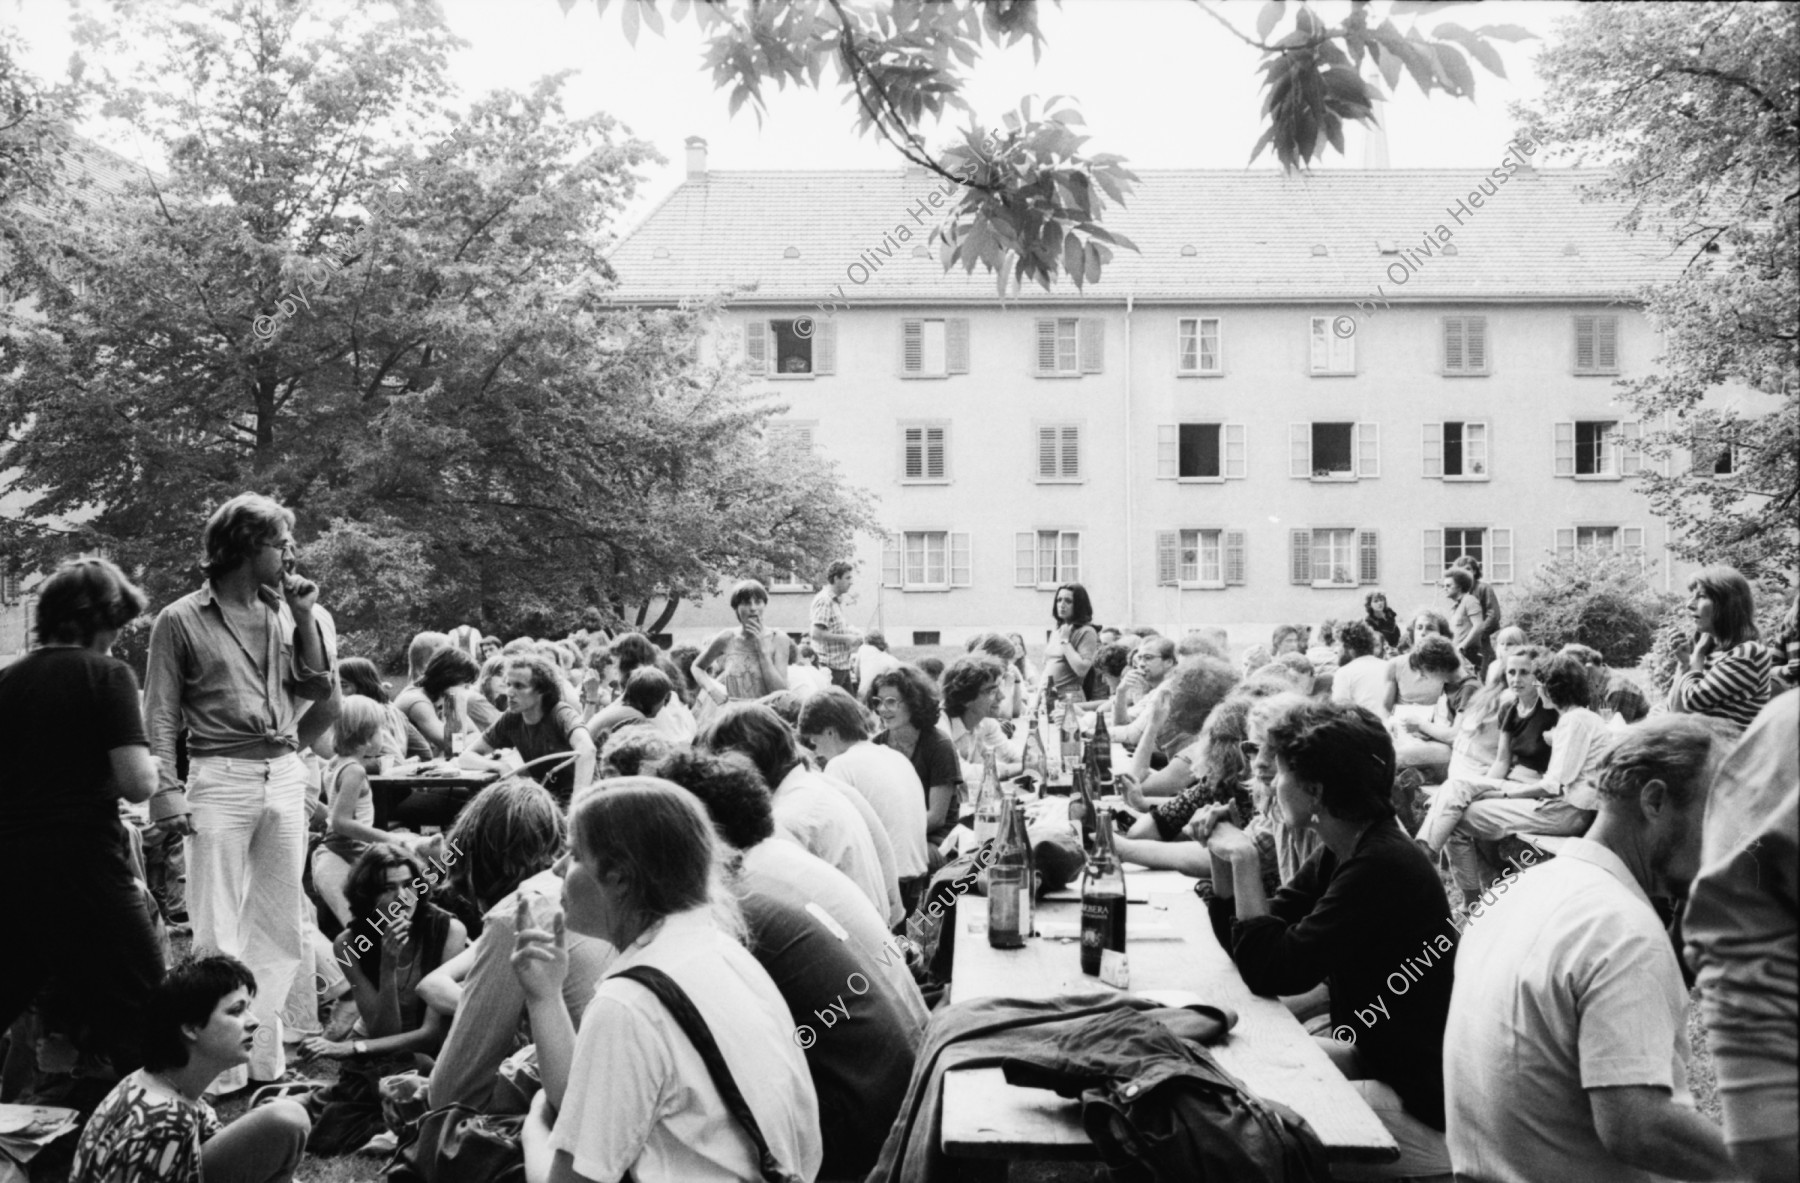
<box><xmin>1036</xmin><ymin>919</ymin><xmax>1181</xmax><ymax>941</ymax></box>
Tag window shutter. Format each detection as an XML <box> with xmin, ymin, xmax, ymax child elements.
<box><xmin>812</xmin><ymin>320</ymin><xmax>836</xmax><ymax>374</ymax></box>
<box><xmin>1622</xmin><ymin>526</ymin><xmax>1645</xmax><ymax>559</ymax></box>
<box><xmin>1596</xmin><ymin>317</ymin><xmax>1617</xmax><ymax>371</ymax></box>
<box><xmin>1555</xmin><ymin>527</ymin><xmax>1575</xmax><ymax>562</ymax></box>
<box><xmin>1034</xmin><ymin>319</ymin><xmax>1057</xmax><ymax>374</ymax></box>
<box><xmin>1422</xmin><ymin>423</ymin><xmax>1444</xmax><ymax>477</ymax></box>
<box><xmin>1224</xmin><ymin>424</ymin><xmax>1246</xmax><ymax>479</ymax></box>
<box><xmin>1467</xmin><ymin>317</ymin><xmax>1487</xmax><ymax>371</ymax></box>
<box><xmin>950</xmin><ymin>532</ymin><xmax>972</xmax><ymax>587</ymax></box>
<box><xmin>1225</xmin><ymin>530</ymin><xmax>1247</xmax><ymax>585</ymax></box>
<box><xmin>1290</xmin><ymin>424</ymin><xmax>1310</xmax><ymax>478</ymax></box>
<box><xmin>900</xmin><ymin>319</ymin><xmax>923</xmax><ymax>375</ymax></box>
<box><xmin>1422</xmin><ymin>528</ymin><xmax>1444</xmax><ymax>584</ymax></box>
<box><xmin>1037</xmin><ymin>427</ymin><xmax>1058</xmax><ymax>479</ymax></box>
<box><xmin>1015</xmin><ymin>532</ymin><xmax>1036</xmax><ymax>587</ymax></box>
<box><xmin>925</xmin><ymin>427</ymin><xmax>946</xmax><ymax>480</ymax></box>
<box><xmin>903</xmin><ymin>427</ymin><xmax>924</xmax><ymax>480</ymax></box>
<box><xmin>1078</xmin><ymin>318</ymin><xmax>1104</xmax><ymax>373</ymax></box>
<box><xmin>1358</xmin><ymin>529</ymin><xmax>1380</xmax><ymax>585</ymax></box>
<box><xmin>1156</xmin><ymin>531</ymin><xmax>1178</xmax><ymax>586</ymax></box>
<box><xmin>1156</xmin><ymin>425</ymin><xmax>1178</xmax><ymax>479</ymax></box>
<box><xmin>1357</xmin><ymin>422</ymin><xmax>1380</xmax><ymax>478</ymax></box>
<box><xmin>1574</xmin><ymin>316</ymin><xmax>1595</xmax><ymax>371</ymax></box>
<box><xmin>1290</xmin><ymin>529</ymin><xmax>1312</xmax><ymax>585</ymax></box>
<box><xmin>1554</xmin><ymin>422</ymin><xmax>1575</xmax><ymax>476</ymax></box>
<box><xmin>946</xmin><ymin>318</ymin><xmax>970</xmax><ymax>374</ymax></box>
<box><xmin>1061</xmin><ymin>426</ymin><xmax>1080</xmax><ymax>478</ymax></box>
<box><xmin>1490</xmin><ymin>527</ymin><xmax>1514</xmax><ymax>583</ymax></box>
<box><xmin>744</xmin><ymin>320</ymin><xmax>768</xmax><ymax>373</ymax></box>
<box><xmin>1061</xmin><ymin>532</ymin><xmax>1080</xmax><ymax>584</ymax></box>
<box><xmin>1443</xmin><ymin>319</ymin><xmax>1464</xmax><ymax>371</ymax></box>
<box><xmin>1620</xmin><ymin>420</ymin><xmax>1642</xmax><ymax>476</ymax></box>
<box><xmin>882</xmin><ymin>533</ymin><xmax>902</xmax><ymax>588</ymax></box>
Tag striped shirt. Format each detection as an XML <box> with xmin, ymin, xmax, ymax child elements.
<box><xmin>809</xmin><ymin>586</ymin><xmax>856</xmax><ymax>672</ymax></box>
<box><xmin>1669</xmin><ymin>640</ymin><xmax>1776</xmax><ymax>731</ymax></box>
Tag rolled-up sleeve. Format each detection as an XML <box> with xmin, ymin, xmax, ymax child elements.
<box><xmin>286</xmin><ymin>610</ymin><xmax>336</xmax><ymax>701</ymax></box>
<box><xmin>143</xmin><ymin>608</ymin><xmax>187</xmax><ymax>796</ymax></box>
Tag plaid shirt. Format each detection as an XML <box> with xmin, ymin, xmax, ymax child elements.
<box><xmin>809</xmin><ymin>586</ymin><xmax>856</xmax><ymax>671</ymax></box>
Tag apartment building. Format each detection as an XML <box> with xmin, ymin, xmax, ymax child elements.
<box><xmin>605</xmin><ymin>142</ymin><xmax>1694</xmax><ymax>648</ymax></box>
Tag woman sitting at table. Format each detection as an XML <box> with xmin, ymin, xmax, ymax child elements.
<box><xmin>461</xmin><ymin>654</ymin><xmax>596</xmax><ymax>805</ymax></box>
<box><xmin>584</xmin><ymin>667</ymin><xmax>675</xmax><ymax>748</ymax></box>
<box><xmin>516</xmin><ymin>779</ymin><xmax>822</xmax><ymax>1183</ymax></box>
<box><xmin>868</xmin><ymin>664</ymin><xmax>963</xmax><ymax>848</ymax></box>
<box><xmin>1116</xmin><ymin>655</ymin><xmax>1240</xmax><ymax>799</ymax></box>
<box><xmin>940</xmin><ymin>654</ymin><xmax>1023</xmax><ymax>783</ymax></box>
<box><xmin>395</xmin><ymin>647</ymin><xmax>481</xmax><ymax>758</ymax></box>
<box><xmin>1202</xmin><ymin>700</ymin><xmax>1455</xmax><ymax>1180</ymax></box>
<box><xmin>339</xmin><ymin>657</ymin><xmax>432</xmax><ymax>764</ymax></box>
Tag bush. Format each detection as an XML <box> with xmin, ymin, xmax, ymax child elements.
<box><xmin>1511</xmin><ymin>549</ymin><xmax>1675</xmax><ymax>665</ymax></box>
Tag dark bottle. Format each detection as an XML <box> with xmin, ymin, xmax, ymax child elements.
<box><xmin>987</xmin><ymin>790</ymin><xmax>1030</xmax><ymax>948</ymax></box>
<box><xmin>1079</xmin><ymin>811</ymin><xmax>1127</xmax><ymax>975</ymax></box>
<box><xmin>1069</xmin><ymin>767</ymin><xmax>1098</xmax><ymax>854</ymax></box>
<box><xmin>1090</xmin><ymin>710</ymin><xmax>1113</xmax><ymax>787</ymax></box>
<box><xmin>1021</xmin><ymin>727</ymin><xmax>1049</xmax><ymax>799</ymax></box>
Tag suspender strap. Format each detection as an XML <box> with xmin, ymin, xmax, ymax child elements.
<box><xmin>609</xmin><ymin>965</ymin><xmax>800</xmax><ymax>1183</ymax></box>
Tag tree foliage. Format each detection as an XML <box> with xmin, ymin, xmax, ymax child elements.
<box><xmin>1510</xmin><ymin>547</ymin><xmax>1676</xmax><ymax>666</ymax></box>
<box><xmin>567</xmin><ymin>0</ymin><xmax>1522</xmax><ymax>291</ymax></box>
<box><xmin>1</xmin><ymin>0</ymin><xmax>877</xmax><ymax>641</ymax></box>
<box><xmin>1524</xmin><ymin>2</ymin><xmax>1799</xmax><ymax>588</ymax></box>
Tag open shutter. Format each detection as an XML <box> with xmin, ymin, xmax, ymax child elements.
<box><xmin>1060</xmin><ymin>533</ymin><xmax>1080</xmax><ymax>583</ymax></box>
<box><xmin>882</xmin><ymin>533</ymin><xmax>902</xmax><ymax>588</ymax></box>
<box><xmin>1467</xmin><ymin>317</ymin><xmax>1487</xmax><ymax>371</ymax></box>
<box><xmin>1555</xmin><ymin>528</ymin><xmax>1575</xmax><ymax>562</ymax></box>
<box><xmin>1156</xmin><ymin>531</ymin><xmax>1178</xmax><ymax>586</ymax></box>
<box><xmin>1574</xmin><ymin>316</ymin><xmax>1595</xmax><ymax>371</ymax></box>
<box><xmin>1156</xmin><ymin>425</ymin><xmax>1178</xmax><ymax>479</ymax></box>
<box><xmin>1290</xmin><ymin>530</ymin><xmax>1312</xmax><ymax>585</ymax></box>
<box><xmin>1554</xmin><ymin>422</ymin><xmax>1575</xmax><ymax>476</ymax></box>
<box><xmin>1443</xmin><ymin>319</ymin><xmax>1464</xmax><ymax>371</ymax></box>
<box><xmin>1061</xmin><ymin>426</ymin><xmax>1080</xmax><ymax>478</ymax></box>
<box><xmin>1079</xmin><ymin>318</ymin><xmax>1104</xmax><ymax>373</ymax></box>
<box><xmin>1620</xmin><ymin>420</ymin><xmax>1642</xmax><ymax>476</ymax></box>
<box><xmin>1034</xmin><ymin>319</ymin><xmax>1057</xmax><ymax>374</ymax></box>
<box><xmin>950</xmin><ymin>532</ymin><xmax>972</xmax><ymax>587</ymax></box>
<box><xmin>1422</xmin><ymin>528</ymin><xmax>1444</xmax><ymax>584</ymax></box>
<box><xmin>900</xmin><ymin>319</ymin><xmax>923</xmax><ymax>375</ymax></box>
<box><xmin>1357</xmin><ymin>422</ymin><xmax>1380</xmax><ymax>477</ymax></box>
<box><xmin>744</xmin><ymin>320</ymin><xmax>768</xmax><ymax>373</ymax></box>
<box><xmin>1422</xmin><ymin>423</ymin><xmax>1444</xmax><ymax>477</ymax></box>
<box><xmin>1622</xmin><ymin>526</ymin><xmax>1645</xmax><ymax>560</ymax></box>
<box><xmin>1037</xmin><ymin>427</ymin><xmax>1058</xmax><ymax>479</ymax></box>
<box><xmin>1596</xmin><ymin>317</ymin><xmax>1617</xmax><ymax>371</ymax></box>
<box><xmin>1290</xmin><ymin>424</ymin><xmax>1310</xmax><ymax>478</ymax></box>
<box><xmin>946</xmin><ymin>318</ymin><xmax>970</xmax><ymax>373</ymax></box>
<box><xmin>1225</xmin><ymin>530</ymin><xmax>1247</xmax><ymax>585</ymax></box>
<box><xmin>1224</xmin><ymin>424</ymin><xmax>1247</xmax><ymax>479</ymax></box>
<box><xmin>1490</xmin><ymin>527</ymin><xmax>1514</xmax><ymax>583</ymax></box>
<box><xmin>925</xmin><ymin>427</ymin><xmax>946</xmax><ymax>480</ymax></box>
<box><xmin>1358</xmin><ymin>530</ymin><xmax>1380</xmax><ymax>585</ymax></box>
<box><xmin>1015</xmin><ymin>532</ymin><xmax>1036</xmax><ymax>587</ymax></box>
<box><xmin>1309</xmin><ymin>317</ymin><xmax>1330</xmax><ymax>371</ymax></box>
<box><xmin>813</xmin><ymin>320</ymin><xmax>836</xmax><ymax>374</ymax></box>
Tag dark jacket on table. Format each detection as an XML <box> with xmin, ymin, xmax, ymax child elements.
<box><xmin>1207</xmin><ymin>820</ymin><xmax>1455</xmax><ymax>1129</ymax></box>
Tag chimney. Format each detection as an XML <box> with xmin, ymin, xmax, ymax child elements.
<box><xmin>685</xmin><ymin>136</ymin><xmax>708</xmax><ymax>181</ymax></box>
<box><xmin>1361</xmin><ymin>68</ymin><xmax>1389</xmax><ymax>170</ymax></box>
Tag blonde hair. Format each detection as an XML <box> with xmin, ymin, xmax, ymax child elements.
<box><xmin>332</xmin><ymin>694</ymin><xmax>386</xmax><ymax>755</ymax></box>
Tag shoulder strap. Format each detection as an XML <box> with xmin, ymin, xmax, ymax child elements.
<box><xmin>610</xmin><ymin>965</ymin><xmax>801</xmax><ymax>1183</ymax></box>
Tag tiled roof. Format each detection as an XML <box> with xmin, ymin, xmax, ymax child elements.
<box><xmin>10</xmin><ymin>133</ymin><xmax>156</xmax><ymax>220</ymax></box>
<box><xmin>607</xmin><ymin>167</ymin><xmax>1682</xmax><ymax>306</ymax></box>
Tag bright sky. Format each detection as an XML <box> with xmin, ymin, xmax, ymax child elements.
<box><xmin>6</xmin><ymin>0</ymin><xmax>1581</xmax><ymax>232</ymax></box>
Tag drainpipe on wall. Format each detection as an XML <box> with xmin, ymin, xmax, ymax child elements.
<box><xmin>1124</xmin><ymin>292</ymin><xmax>1136</xmax><ymax>624</ymax></box>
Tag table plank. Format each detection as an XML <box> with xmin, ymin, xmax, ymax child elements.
<box><xmin>943</xmin><ymin>874</ymin><xmax>1397</xmax><ymax>1163</ymax></box>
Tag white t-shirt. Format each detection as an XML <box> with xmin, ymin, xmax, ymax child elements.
<box><xmin>648</xmin><ymin>696</ymin><xmax>697</xmax><ymax>743</ymax></box>
<box><xmin>784</xmin><ymin>664</ymin><xmax>832</xmax><ymax>698</ymax></box>
<box><xmin>552</xmin><ymin>908</ymin><xmax>821</xmax><ymax>1183</ymax></box>
<box><xmin>854</xmin><ymin>644</ymin><xmax>903</xmax><ymax>701</ymax></box>
<box><xmin>1331</xmin><ymin>655</ymin><xmax>1391</xmax><ymax>717</ymax></box>
<box><xmin>771</xmin><ymin>766</ymin><xmax>891</xmax><ymax>923</ymax></box>
<box><xmin>825</xmin><ymin>741</ymin><xmax>930</xmax><ymax>879</ymax></box>
<box><xmin>1445</xmin><ymin>840</ymin><xmax>1692</xmax><ymax>1183</ymax></box>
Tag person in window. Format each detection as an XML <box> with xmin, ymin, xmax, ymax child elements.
<box><xmin>1041</xmin><ymin>582</ymin><xmax>1100</xmax><ymax>703</ymax></box>
<box><xmin>695</xmin><ymin>579</ymin><xmax>792</xmax><ymax>702</ymax></box>
<box><xmin>781</xmin><ymin>353</ymin><xmax>810</xmax><ymax>373</ymax></box>
<box><xmin>461</xmin><ymin>654</ymin><xmax>596</xmax><ymax>806</ymax></box>
<box><xmin>72</xmin><ymin>955</ymin><xmax>311</xmax><ymax>1183</ymax></box>
<box><xmin>867</xmin><ymin>665</ymin><xmax>963</xmax><ymax>848</ymax></box>
<box><xmin>516</xmin><ymin>779</ymin><xmax>822</xmax><ymax>1183</ymax></box>
<box><xmin>1203</xmin><ymin>702</ymin><xmax>1455</xmax><ymax>1179</ymax></box>
<box><xmin>1668</xmin><ymin>565</ymin><xmax>1776</xmax><ymax>731</ymax></box>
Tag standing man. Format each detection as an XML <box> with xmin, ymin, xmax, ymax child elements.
<box><xmin>810</xmin><ymin>561</ymin><xmax>861</xmax><ymax>694</ymax></box>
<box><xmin>144</xmin><ymin>493</ymin><xmax>335</xmax><ymax>1090</ymax></box>
<box><xmin>1444</xmin><ymin>715</ymin><xmax>1738</xmax><ymax>1182</ymax></box>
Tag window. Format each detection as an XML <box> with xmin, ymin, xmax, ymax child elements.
<box><xmin>1691</xmin><ymin>427</ymin><xmax>1738</xmax><ymax>477</ymax></box>
<box><xmin>1034</xmin><ymin>317</ymin><xmax>1103</xmax><ymax>375</ymax></box>
<box><xmin>1156</xmin><ymin>423</ymin><xmax>1246</xmax><ymax>480</ymax></box>
<box><xmin>1035</xmin><ymin>424</ymin><xmax>1082</xmax><ymax>482</ymax></box>
<box><xmin>1422</xmin><ymin>527</ymin><xmax>1514</xmax><ymax>584</ymax></box>
<box><xmin>912</xmin><ymin>631</ymin><xmax>941</xmax><ymax>646</ymax></box>
<box><xmin>1015</xmin><ymin>531</ymin><xmax>1081</xmax><ymax>587</ymax></box>
<box><xmin>1441</xmin><ymin>316</ymin><xmax>1489</xmax><ymax>375</ymax></box>
<box><xmin>1555</xmin><ymin>420</ymin><xmax>1641</xmax><ymax>478</ymax></box>
<box><xmin>899</xmin><ymin>317</ymin><xmax>970</xmax><ymax>377</ymax></box>
<box><xmin>1155</xmin><ymin>529</ymin><xmax>1247</xmax><ymax>588</ymax></box>
<box><xmin>1309</xmin><ymin>316</ymin><xmax>1355</xmax><ymax>374</ymax></box>
<box><xmin>743</xmin><ymin>318</ymin><xmax>837</xmax><ymax>376</ymax></box>
<box><xmin>764</xmin><ymin>421</ymin><xmax>816</xmax><ymax>458</ymax></box>
<box><xmin>0</xmin><ymin>559</ymin><xmax>20</xmax><ymax>604</ymax></box>
<box><xmin>899</xmin><ymin>424</ymin><xmax>949</xmax><ymax>483</ymax></box>
<box><xmin>767</xmin><ymin>568</ymin><xmax>813</xmax><ymax>593</ymax></box>
<box><xmin>1291</xmin><ymin>422</ymin><xmax>1378</xmax><ymax>480</ymax></box>
<box><xmin>1422</xmin><ymin>421</ymin><xmax>1489</xmax><ymax>479</ymax></box>
<box><xmin>1290</xmin><ymin>528</ymin><xmax>1380</xmax><ymax>587</ymax></box>
<box><xmin>882</xmin><ymin>531</ymin><xmax>972</xmax><ymax>591</ymax></box>
<box><xmin>1573</xmin><ymin>314</ymin><xmax>1619</xmax><ymax>375</ymax></box>
<box><xmin>1176</xmin><ymin>317</ymin><xmax>1223</xmax><ymax>375</ymax></box>
<box><xmin>1556</xmin><ymin>525</ymin><xmax>1646</xmax><ymax>562</ymax></box>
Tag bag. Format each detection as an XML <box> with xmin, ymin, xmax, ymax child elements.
<box><xmin>1074</xmin><ymin>625</ymin><xmax>1104</xmax><ymax>702</ymax></box>
<box><xmin>385</xmin><ymin>1103</ymin><xmax>525</xmax><ymax>1183</ymax></box>
<box><xmin>610</xmin><ymin>966</ymin><xmax>804</xmax><ymax>1183</ymax></box>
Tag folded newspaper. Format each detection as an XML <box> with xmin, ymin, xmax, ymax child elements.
<box><xmin>0</xmin><ymin>1103</ymin><xmax>81</xmax><ymax>1172</ymax></box>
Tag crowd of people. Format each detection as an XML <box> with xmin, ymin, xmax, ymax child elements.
<box><xmin>0</xmin><ymin>489</ymin><xmax>1794</xmax><ymax>1183</ymax></box>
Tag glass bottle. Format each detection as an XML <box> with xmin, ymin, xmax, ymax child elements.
<box><xmin>1022</xmin><ymin>726</ymin><xmax>1049</xmax><ymax>799</ymax></box>
<box><xmin>987</xmin><ymin>790</ymin><xmax>1029</xmax><ymax>948</ymax></box>
<box><xmin>1079</xmin><ymin>800</ymin><xmax>1128</xmax><ymax>976</ymax></box>
<box><xmin>972</xmin><ymin>750</ymin><xmax>1003</xmax><ymax>851</ymax></box>
<box><xmin>1059</xmin><ymin>701</ymin><xmax>1081</xmax><ymax>784</ymax></box>
<box><xmin>1090</xmin><ymin>709</ymin><xmax>1113</xmax><ymax>788</ymax></box>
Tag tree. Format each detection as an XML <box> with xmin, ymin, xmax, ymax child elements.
<box><xmin>567</xmin><ymin>0</ymin><xmax>1526</xmax><ymax>292</ymax></box>
<box><xmin>1524</xmin><ymin>2</ymin><xmax>1798</xmax><ymax>588</ymax></box>
<box><xmin>0</xmin><ymin>0</ymin><xmax>877</xmax><ymax>644</ymax></box>
<box><xmin>1510</xmin><ymin>547</ymin><xmax>1675</xmax><ymax>666</ymax></box>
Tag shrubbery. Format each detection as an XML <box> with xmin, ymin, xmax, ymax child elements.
<box><xmin>1510</xmin><ymin>549</ymin><xmax>1676</xmax><ymax>666</ymax></box>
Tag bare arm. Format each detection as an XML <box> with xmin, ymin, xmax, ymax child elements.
<box><xmin>1591</xmin><ymin>1085</ymin><xmax>1736</xmax><ymax>1180</ymax></box>
<box><xmin>567</xmin><ymin>727</ymin><xmax>596</xmax><ymax>795</ymax></box>
<box><xmin>1114</xmin><ymin>835</ymin><xmax>1213</xmax><ymax>876</ymax></box>
<box><xmin>418</xmin><ymin>942</ymin><xmax>477</xmax><ymax>1017</ymax></box>
<box><xmin>109</xmin><ymin>745</ymin><xmax>157</xmax><ymax>804</ymax></box>
<box><xmin>327</xmin><ymin>765</ymin><xmax>391</xmax><ymax>846</ymax></box>
<box><xmin>404</xmin><ymin>698</ymin><xmax>450</xmax><ymax>755</ymax></box>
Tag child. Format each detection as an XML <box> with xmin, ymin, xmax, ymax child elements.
<box><xmin>313</xmin><ymin>696</ymin><xmax>417</xmax><ymax>926</ymax></box>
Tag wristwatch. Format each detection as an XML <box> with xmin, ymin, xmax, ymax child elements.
<box><xmin>353</xmin><ymin>1039</ymin><xmax>368</xmax><ymax>1056</ymax></box>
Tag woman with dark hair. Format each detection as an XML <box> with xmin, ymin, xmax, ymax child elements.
<box><xmin>461</xmin><ymin>654</ymin><xmax>596</xmax><ymax>805</ymax></box>
<box><xmin>395</xmin><ymin>647</ymin><xmax>481</xmax><ymax>758</ymax></box>
<box><xmin>338</xmin><ymin>656</ymin><xmax>432</xmax><ymax>764</ymax></box>
<box><xmin>966</xmin><ymin>631</ymin><xmax>1024</xmax><ymax>719</ymax></box>
<box><xmin>1669</xmin><ymin>565</ymin><xmax>1775</xmax><ymax>730</ymax></box>
<box><xmin>1416</xmin><ymin>645</ymin><xmax>1553</xmax><ymax>856</ymax></box>
<box><xmin>1363</xmin><ymin>591</ymin><xmax>1401</xmax><ymax>653</ymax></box>
<box><xmin>1204</xmin><ymin>701</ymin><xmax>1456</xmax><ymax>1178</ymax></box>
<box><xmin>941</xmin><ymin>654</ymin><xmax>1023</xmax><ymax>782</ymax></box>
<box><xmin>869</xmin><ymin>665</ymin><xmax>963</xmax><ymax>845</ymax></box>
<box><xmin>515</xmin><ymin>780</ymin><xmax>821</xmax><ymax>1183</ymax></box>
<box><xmin>1042</xmin><ymin>582</ymin><xmax>1100</xmax><ymax>702</ymax></box>
<box><xmin>72</xmin><ymin>955</ymin><xmax>311</xmax><ymax>1182</ymax></box>
<box><xmin>0</xmin><ymin>556</ymin><xmax>162</xmax><ymax>1082</ymax></box>
<box><xmin>1270</xmin><ymin>624</ymin><xmax>1305</xmax><ymax>658</ymax></box>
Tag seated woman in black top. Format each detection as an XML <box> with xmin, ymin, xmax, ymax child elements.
<box><xmin>1203</xmin><ymin>700</ymin><xmax>1455</xmax><ymax>1179</ymax></box>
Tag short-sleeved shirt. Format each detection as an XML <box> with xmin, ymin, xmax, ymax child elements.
<box><xmin>824</xmin><ymin>743</ymin><xmax>930</xmax><ymax>878</ymax></box>
<box><xmin>482</xmin><ymin>702</ymin><xmax>585</xmax><ymax>802</ymax></box>
<box><xmin>873</xmin><ymin>725</ymin><xmax>962</xmax><ymax>846</ymax></box>
<box><xmin>809</xmin><ymin>587</ymin><xmax>856</xmax><ymax>672</ymax></box>
<box><xmin>73</xmin><ymin>1069</ymin><xmax>221</xmax><ymax>1182</ymax></box>
<box><xmin>1331</xmin><ymin>655</ymin><xmax>1391</xmax><ymax>717</ymax></box>
<box><xmin>0</xmin><ymin>647</ymin><xmax>146</xmax><ymax>840</ymax></box>
<box><xmin>1446</xmin><ymin>840</ymin><xmax>1692</xmax><ymax>1183</ymax></box>
<box><xmin>1497</xmin><ymin>699</ymin><xmax>1559</xmax><ymax>774</ymax></box>
<box><xmin>1044</xmin><ymin>624</ymin><xmax>1100</xmax><ymax>701</ymax></box>
<box><xmin>771</xmin><ymin>766</ymin><xmax>890</xmax><ymax>920</ymax></box>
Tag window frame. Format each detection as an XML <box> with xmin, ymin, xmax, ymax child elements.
<box><xmin>1156</xmin><ymin>423</ymin><xmax>1246</xmax><ymax>482</ymax></box>
<box><xmin>1291</xmin><ymin>421</ymin><xmax>1379</xmax><ymax>482</ymax></box>
<box><xmin>1033</xmin><ymin>317</ymin><xmax>1103</xmax><ymax>377</ymax></box>
<box><xmin>1290</xmin><ymin>527</ymin><xmax>1380</xmax><ymax>588</ymax></box>
<box><xmin>744</xmin><ymin>317</ymin><xmax>836</xmax><ymax>378</ymax></box>
<box><xmin>1422</xmin><ymin>420</ymin><xmax>1491</xmax><ymax>481</ymax></box>
<box><xmin>883</xmin><ymin>530</ymin><xmax>973</xmax><ymax>592</ymax></box>
<box><xmin>898</xmin><ymin>421</ymin><xmax>951</xmax><ymax>485</ymax></box>
<box><xmin>1440</xmin><ymin>315</ymin><xmax>1490</xmax><ymax>376</ymax></box>
<box><xmin>1015</xmin><ymin>529</ymin><xmax>1081</xmax><ymax>588</ymax></box>
<box><xmin>1556</xmin><ymin>419</ymin><xmax>1642</xmax><ymax>481</ymax></box>
<box><xmin>1175</xmin><ymin>316</ymin><xmax>1224</xmax><ymax>377</ymax></box>
<box><xmin>899</xmin><ymin>316</ymin><xmax>971</xmax><ymax>378</ymax></box>
<box><xmin>1308</xmin><ymin>315</ymin><xmax>1356</xmax><ymax>376</ymax></box>
<box><xmin>1423</xmin><ymin>526</ymin><xmax>1514</xmax><ymax>585</ymax></box>
<box><xmin>1033</xmin><ymin>422</ymin><xmax>1084</xmax><ymax>484</ymax></box>
<box><xmin>1555</xmin><ymin>524</ymin><xmax>1646</xmax><ymax>564</ymax></box>
<box><xmin>1572</xmin><ymin>314</ymin><xmax>1620</xmax><ymax>376</ymax></box>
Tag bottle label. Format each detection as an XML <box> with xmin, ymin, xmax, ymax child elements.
<box><xmin>988</xmin><ymin>866</ymin><xmax>1023</xmax><ymax>946</ymax></box>
<box><xmin>1079</xmin><ymin>893</ymin><xmax>1127</xmax><ymax>974</ymax></box>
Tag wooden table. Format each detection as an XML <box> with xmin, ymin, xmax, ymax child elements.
<box><xmin>943</xmin><ymin>869</ymin><xmax>1397</xmax><ymax>1172</ymax></box>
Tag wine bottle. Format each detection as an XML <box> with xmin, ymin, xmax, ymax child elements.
<box><xmin>987</xmin><ymin>790</ymin><xmax>1028</xmax><ymax>949</ymax></box>
<box><xmin>1079</xmin><ymin>799</ymin><xmax>1128</xmax><ymax>976</ymax></box>
<box><xmin>972</xmin><ymin>749</ymin><xmax>1003</xmax><ymax>851</ymax></box>
<box><xmin>1091</xmin><ymin>709</ymin><xmax>1113</xmax><ymax>787</ymax></box>
<box><xmin>1059</xmin><ymin>702</ymin><xmax>1081</xmax><ymax>783</ymax></box>
<box><xmin>1021</xmin><ymin>725</ymin><xmax>1049</xmax><ymax>799</ymax></box>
